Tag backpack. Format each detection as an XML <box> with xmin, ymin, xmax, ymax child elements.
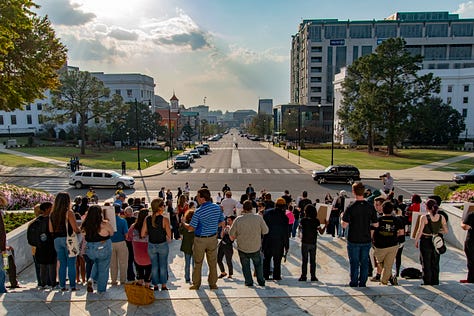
<box><xmin>400</xmin><ymin>267</ymin><xmax>422</xmax><ymax>279</ymax></box>
<box><xmin>27</xmin><ymin>217</ymin><xmax>48</xmax><ymax>247</ymax></box>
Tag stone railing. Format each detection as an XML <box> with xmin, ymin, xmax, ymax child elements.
<box><xmin>440</xmin><ymin>203</ymin><xmax>468</xmax><ymax>250</ymax></box>
<box><xmin>6</xmin><ymin>220</ymin><xmax>33</xmax><ymax>273</ymax></box>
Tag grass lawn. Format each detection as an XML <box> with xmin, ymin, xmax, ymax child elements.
<box><xmin>11</xmin><ymin>146</ymin><xmax>170</xmax><ymax>170</ymax></box>
<box><xmin>434</xmin><ymin>157</ymin><xmax>474</xmax><ymax>173</ymax></box>
<box><xmin>296</xmin><ymin>148</ymin><xmax>466</xmax><ymax>169</ymax></box>
<box><xmin>0</xmin><ymin>152</ymin><xmax>58</xmax><ymax>168</ymax></box>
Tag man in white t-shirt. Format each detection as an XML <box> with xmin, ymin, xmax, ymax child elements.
<box><xmin>220</xmin><ymin>191</ymin><xmax>238</xmax><ymax>217</ymax></box>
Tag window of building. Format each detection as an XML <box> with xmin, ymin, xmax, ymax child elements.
<box><xmin>311</xmin><ymin>56</ymin><xmax>322</xmax><ymax>63</ymax></box>
<box><xmin>115</xmin><ymin>89</ymin><xmax>121</xmax><ymax>96</ymax></box>
<box><xmin>455</xmin><ymin>63</ymin><xmax>462</xmax><ymax>69</ymax></box>
<box><xmin>449</xmin><ymin>45</ymin><xmax>472</xmax><ymax>60</ymax></box>
<box><xmin>463</xmin><ymin>108</ymin><xmax>468</xmax><ymax>118</ymax></box>
<box><xmin>406</xmin><ymin>45</ymin><xmax>421</xmax><ymax>57</ymax></box>
<box><xmin>424</xmin><ymin>45</ymin><xmax>447</xmax><ymax>60</ymax></box>
<box><xmin>309</xmin><ymin>25</ymin><xmax>322</xmax><ymax>41</ymax></box>
<box><xmin>400</xmin><ymin>24</ymin><xmax>423</xmax><ymax>38</ymax></box>
<box><xmin>10</xmin><ymin>115</ymin><xmax>17</xmax><ymax>125</ymax></box>
<box><xmin>0</xmin><ymin>115</ymin><xmax>3</xmax><ymax>125</ymax></box>
<box><xmin>463</xmin><ymin>97</ymin><xmax>469</xmax><ymax>104</ymax></box>
<box><xmin>311</xmin><ymin>67</ymin><xmax>322</xmax><ymax>73</ymax></box>
<box><xmin>311</xmin><ymin>46</ymin><xmax>322</xmax><ymax>53</ymax></box>
<box><xmin>451</xmin><ymin>23</ymin><xmax>474</xmax><ymax>37</ymax></box>
<box><xmin>25</xmin><ymin>104</ymin><xmax>31</xmax><ymax>111</ymax></box>
<box><xmin>464</xmin><ymin>85</ymin><xmax>470</xmax><ymax>92</ymax></box>
<box><xmin>335</xmin><ymin>46</ymin><xmax>347</xmax><ymax>72</ymax></box>
<box><xmin>127</xmin><ymin>89</ymin><xmax>133</xmax><ymax>97</ymax></box>
<box><xmin>464</xmin><ymin>63</ymin><xmax>474</xmax><ymax>68</ymax></box>
<box><xmin>428</xmin><ymin>64</ymin><xmax>436</xmax><ymax>69</ymax></box>
<box><xmin>38</xmin><ymin>115</ymin><xmax>44</xmax><ymax>124</ymax></box>
<box><xmin>447</xmin><ymin>85</ymin><xmax>453</xmax><ymax>93</ymax></box>
<box><xmin>27</xmin><ymin>114</ymin><xmax>32</xmax><ymax>125</ymax></box>
<box><xmin>425</xmin><ymin>23</ymin><xmax>448</xmax><ymax>37</ymax></box>
<box><xmin>311</xmin><ymin>87</ymin><xmax>322</xmax><ymax>93</ymax></box>
<box><xmin>324</xmin><ymin>25</ymin><xmax>346</xmax><ymax>39</ymax></box>
<box><xmin>375</xmin><ymin>24</ymin><xmax>397</xmax><ymax>38</ymax></box>
<box><xmin>37</xmin><ymin>103</ymin><xmax>42</xmax><ymax>110</ymax></box>
<box><xmin>310</xmin><ymin>97</ymin><xmax>321</xmax><ymax>103</ymax></box>
<box><xmin>361</xmin><ymin>45</ymin><xmax>372</xmax><ymax>56</ymax></box>
<box><xmin>353</xmin><ymin>46</ymin><xmax>359</xmax><ymax>62</ymax></box>
<box><xmin>437</xmin><ymin>63</ymin><xmax>449</xmax><ymax>69</ymax></box>
<box><xmin>447</xmin><ymin>97</ymin><xmax>452</xmax><ymax>104</ymax></box>
<box><xmin>310</xmin><ymin>77</ymin><xmax>322</xmax><ymax>83</ymax></box>
<box><xmin>349</xmin><ymin>25</ymin><xmax>372</xmax><ymax>38</ymax></box>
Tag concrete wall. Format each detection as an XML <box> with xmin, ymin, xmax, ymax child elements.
<box><xmin>440</xmin><ymin>203</ymin><xmax>468</xmax><ymax>250</ymax></box>
<box><xmin>6</xmin><ymin>221</ymin><xmax>33</xmax><ymax>273</ymax></box>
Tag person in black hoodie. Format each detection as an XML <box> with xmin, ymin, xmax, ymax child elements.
<box><xmin>262</xmin><ymin>198</ymin><xmax>289</xmax><ymax>280</ymax></box>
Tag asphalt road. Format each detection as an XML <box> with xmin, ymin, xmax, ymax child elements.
<box><xmin>0</xmin><ymin>131</ymin><xmax>445</xmax><ymax>202</ymax></box>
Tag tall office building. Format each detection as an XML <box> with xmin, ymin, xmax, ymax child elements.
<box><xmin>291</xmin><ymin>11</ymin><xmax>474</xmax><ymax>138</ymax></box>
<box><xmin>258</xmin><ymin>99</ymin><xmax>273</xmax><ymax>115</ymax></box>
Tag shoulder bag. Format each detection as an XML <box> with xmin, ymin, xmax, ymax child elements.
<box><xmin>66</xmin><ymin>217</ymin><xmax>80</xmax><ymax>257</ymax></box>
<box><xmin>427</xmin><ymin>216</ymin><xmax>446</xmax><ymax>255</ymax></box>
<box><xmin>124</xmin><ymin>281</ymin><xmax>155</xmax><ymax>305</ymax></box>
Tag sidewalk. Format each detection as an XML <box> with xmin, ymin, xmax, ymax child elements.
<box><xmin>1</xmin><ymin>230</ymin><xmax>472</xmax><ymax>315</ymax></box>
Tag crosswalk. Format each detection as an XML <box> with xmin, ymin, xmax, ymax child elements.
<box><xmin>29</xmin><ymin>178</ymin><xmax>71</xmax><ymax>194</ymax></box>
<box><xmin>170</xmin><ymin>168</ymin><xmax>307</xmax><ymax>175</ymax></box>
<box><xmin>395</xmin><ymin>181</ymin><xmax>440</xmax><ymax>200</ymax></box>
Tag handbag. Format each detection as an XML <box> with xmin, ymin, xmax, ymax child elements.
<box><xmin>65</xmin><ymin>218</ymin><xmax>79</xmax><ymax>257</ymax></box>
<box><xmin>427</xmin><ymin>216</ymin><xmax>447</xmax><ymax>255</ymax></box>
<box><xmin>124</xmin><ymin>281</ymin><xmax>155</xmax><ymax>305</ymax></box>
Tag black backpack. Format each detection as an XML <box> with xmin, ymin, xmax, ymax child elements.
<box><xmin>401</xmin><ymin>267</ymin><xmax>422</xmax><ymax>279</ymax></box>
<box><xmin>27</xmin><ymin>217</ymin><xmax>48</xmax><ymax>247</ymax></box>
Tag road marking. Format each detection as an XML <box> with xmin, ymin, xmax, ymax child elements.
<box><xmin>274</xmin><ymin>169</ymin><xmax>281</xmax><ymax>174</ymax></box>
<box><xmin>191</xmin><ymin>168</ymin><xmax>199</xmax><ymax>173</ymax></box>
<box><xmin>218</xmin><ymin>168</ymin><xmax>225</xmax><ymax>173</ymax></box>
<box><xmin>209</xmin><ymin>168</ymin><xmax>216</xmax><ymax>173</ymax></box>
<box><xmin>282</xmin><ymin>169</ymin><xmax>291</xmax><ymax>174</ymax></box>
<box><xmin>231</xmin><ymin>149</ymin><xmax>241</xmax><ymax>169</ymax></box>
<box><xmin>199</xmin><ymin>169</ymin><xmax>207</xmax><ymax>173</ymax></box>
<box><xmin>246</xmin><ymin>168</ymin><xmax>252</xmax><ymax>173</ymax></box>
<box><xmin>264</xmin><ymin>169</ymin><xmax>271</xmax><ymax>174</ymax></box>
<box><xmin>290</xmin><ymin>169</ymin><xmax>299</xmax><ymax>174</ymax></box>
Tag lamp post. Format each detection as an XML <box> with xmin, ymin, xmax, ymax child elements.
<box><xmin>331</xmin><ymin>97</ymin><xmax>335</xmax><ymax>166</ymax></box>
<box><xmin>134</xmin><ymin>98</ymin><xmax>152</xmax><ymax>171</ymax></box>
<box><xmin>168</xmin><ymin>105</ymin><xmax>173</xmax><ymax>162</ymax></box>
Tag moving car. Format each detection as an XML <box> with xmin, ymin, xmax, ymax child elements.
<box><xmin>173</xmin><ymin>155</ymin><xmax>191</xmax><ymax>169</ymax></box>
<box><xmin>312</xmin><ymin>165</ymin><xmax>361</xmax><ymax>184</ymax></box>
<box><xmin>453</xmin><ymin>169</ymin><xmax>474</xmax><ymax>184</ymax></box>
<box><xmin>69</xmin><ymin>169</ymin><xmax>135</xmax><ymax>189</ymax></box>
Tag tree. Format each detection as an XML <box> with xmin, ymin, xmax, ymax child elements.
<box><xmin>0</xmin><ymin>0</ymin><xmax>67</xmax><ymax>111</ymax></box>
<box><xmin>248</xmin><ymin>113</ymin><xmax>273</xmax><ymax>137</ymax></box>
<box><xmin>48</xmin><ymin>69</ymin><xmax>127</xmax><ymax>154</ymax></box>
<box><xmin>406</xmin><ymin>97</ymin><xmax>465</xmax><ymax>145</ymax></box>
<box><xmin>340</xmin><ymin>38</ymin><xmax>442</xmax><ymax>154</ymax></box>
<box><xmin>181</xmin><ymin>122</ymin><xmax>196</xmax><ymax>145</ymax></box>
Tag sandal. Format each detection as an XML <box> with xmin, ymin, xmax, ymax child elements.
<box><xmin>161</xmin><ymin>286</ymin><xmax>169</xmax><ymax>291</ymax></box>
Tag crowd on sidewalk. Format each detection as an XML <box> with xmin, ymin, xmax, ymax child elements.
<box><xmin>1</xmin><ymin>176</ymin><xmax>474</xmax><ymax>295</ymax></box>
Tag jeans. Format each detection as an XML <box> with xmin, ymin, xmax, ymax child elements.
<box><xmin>126</xmin><ymin>240</ymin><xmax>136</xmax><ymax>281</ymax></box>
<box><xmin>148</xmin><ymin>242</ymin><xmax>169</xmax><ymax>286</ymax></box>
<box><xmin>347</xmin><ymin>241</ymin><xmax>371</xmax><ymax>287</ymax></box>
<box><xmin>465</xmin><ymin>241</ymin><xmax>474</xmax><ymax>283</ymax></box>
<box><xmin>0</xmin><ymin>254</ymin><xmax>6</xmax><ymax>293</ymax></box>
<box><xmin>86</xmin><ymin>239</ymin><xmax>112</xmax><ymax>293</ymax></box>
<box><xmin>301</xmin><ymin>243</ymin><xmax>317</xmax><ymax>278</ymax></box>
<box><xmin>184</xmin><ymin>253</ymin><xmax>194</xmax><ymax>282</ymax></box>
<box><xmin>292</xmin><ymin>219</ymin><xmax>300</xmax><ymax>238</ymax></box>
<box><xmin>238</xmin><ymin>250</ymin><xmax>265</xmax><ymax>286</ymax></box>
<box><xmin>83</xmin><ymin>254</ymin><xmax>93</xmax><ymax>280</ymax></box>
<box><xmin>54</xmin><ymin>237</ymin><xmax>77</xmax><ymax>289</ymax></box>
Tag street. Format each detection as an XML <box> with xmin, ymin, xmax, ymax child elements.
<box><xmin>0</xmin><ymin>132</ymin><xmax>446</xmax><ymax>203</ymax></box>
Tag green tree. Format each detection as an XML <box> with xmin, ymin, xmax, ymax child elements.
<box><xmin>341</xmin><ymin>38</ymin><xmax>441</xmax><ymax>154</ymax></box>
<box><xmin>181</xmin><ymin>122</ymin><xmax>196</xmax><ymax>145</ymax></box>
<box><xmin>407</xmin><ymin>97</ymin><xmax>465</xmax><ymax>145</ymax></box>
<box><xmin>248</xmin><ymin>113</ymin><xmax>272</xmax><ymax>137</ymax></box>
<box><xmin>0</xmin><ymin>0</ymin><xmax>67</xmax><ymax>111</ymax></box>
<box><xmin>48</xmin><ymin>69</ymin><xmax>127</xmax><ymax>154</ymax></box>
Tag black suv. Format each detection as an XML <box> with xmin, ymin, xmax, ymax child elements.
<box><xmin>312</xmin><ymin>165</ymin><xmax>361</xmax><ymax>184</ymax></box>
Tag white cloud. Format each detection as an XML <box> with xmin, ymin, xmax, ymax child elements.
<box><xmin>108</xmin><ymin>28</ymin><xmax>139</xmax><ymax>41</ymax></box>
<box><xmin>455</xmin><ymin>1</ymin><xmax>474</xmax><ymax>16</ymax></box>
<box><xmin>36</xmin><ymin>0</ymin><xmax>96</xmax><ymax>26</ymax></box>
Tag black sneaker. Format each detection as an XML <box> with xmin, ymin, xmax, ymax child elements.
<box><xmin>298</xmin><ymin>276</ymin><xmax>307</xmax><ymax>281</ymax></box>
<box><xmin>311</xmin><ymin>276</ymin><xmax>319</xmax><ymax>282</ymax></box>
<box><xmin>389</xmin><ymin>276</ymin><xmax>398</xmax><ymax>286</ymax></box>
<box><xmin>370</xmin><ymin>275</ymin><xmax>380</xmax><ymax>282</ymax></box>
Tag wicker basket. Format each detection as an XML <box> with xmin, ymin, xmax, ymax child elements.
<box><xmin>124</xmin><ymin>282</ymin><xmax>155</xmax><ymax>306</ymax></box>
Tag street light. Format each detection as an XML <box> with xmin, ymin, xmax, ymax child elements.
<box><xmin>331</xmin><ymin>97</ymin><xmax>335</xmax><ymax>166</ymax></box>
<box><xmin>135</xmin><ymin>98</ymin><xmax>151</xmax><ymax>170</ymax></box>
<box><xmin>289</xmin><ymin>107</ymin><xmax>302</xmax><ymax>165</ymax></box>
<box><xmin>168</xmin><ymin>105</ymin><xmax>173</xmax><ymax>163</ymax></box>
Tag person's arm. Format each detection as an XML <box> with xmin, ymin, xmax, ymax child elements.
<box><xmin>414</xmin><ymin>215</ymin><xmax>427</xmax><ymax>248</ymax></box>
<box><xmin>462</xmin><ymin>223</ymin><xmax>472</xmax><ymax>231</ymax></box>
<box><xmin>103</xmin><ymin>221</ymin><xmax>114</xmax><ymax>236</ymax></box>
<box><xmin>229</xmin><ymin>222</ymin><xmax>237</xmax><ymax>241</ymax></box>
<box><xmin>440</xmin><ymin>216</ymin><xmax>448</xmax><ymax>235</ymax></box>
<box><xmin>163</xmin><ymin>217</ymin><xmax>172</xmax><ymax>241</ymax></box>
<box><xmin>141</xmin><ymin>216</ymin><xmax>148</xmax><ymax>238</ymax></box>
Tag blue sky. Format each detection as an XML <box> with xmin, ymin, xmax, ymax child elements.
<box><xmin>35</xmin><ymin>0</ymin><xmax>474</xmax><ymax>111</ymax></box>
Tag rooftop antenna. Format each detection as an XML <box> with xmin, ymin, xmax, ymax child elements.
<box><xmin>203</xmin><ymin>96</ymin><xmax>207</xmax><ymax>105</ymax></box>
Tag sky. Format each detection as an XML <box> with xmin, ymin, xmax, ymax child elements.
<box><xmin>34</xmin><ymin>0</ymin><xmax>474</xmax><ymax>111</ymax></box>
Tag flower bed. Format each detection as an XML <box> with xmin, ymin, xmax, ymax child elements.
<box><xmin>4</xmin><ymin>212</ymin><xmax>35</xmax><ymax>233</ymax></box>
<box><xmin>0</xmin><ymin>183</ymin><xmax>54</xmax><ymax>210</ymax></box>
<box><xmin>449</xmin><ymin>184</ymin><xmax>474</xmax><ymax>203</ymax></box>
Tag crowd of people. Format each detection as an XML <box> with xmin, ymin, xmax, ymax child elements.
<box><xmin>0</xmin><ymin>176</ymin><xmax>473</xmax><ymax>294</ymax></box>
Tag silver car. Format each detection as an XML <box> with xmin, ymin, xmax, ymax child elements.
<box><xmin>69</xmin><ymin>169</ymin><xmax>135</xmax><ymax>189</ymax></box>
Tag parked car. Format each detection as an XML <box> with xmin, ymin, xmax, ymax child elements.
<box><xmin>69</xmin><ymin>169</ymin><xmax>135</xmax><ymax>189</ymax></box>
<box><xmin>453</xmin><ymin>169</ymin><xmax>474</xmax><ymax>184</ymax></box>
<box><xmin>182</xmin><ymin>152</ymin><xmax>195</xmax><ymax>163</ymax></box>
<box><xmin>312</xmin><ymin>165</ymin><xmax>361</xmax><ymax>184</ymax></box>
<box><xmin>202</xmin><ymin>143</ymin><xmax>211</xmax><ymax>152</ymax></box>
<box><xmin>189</xmin><ymin>149</ymin><xmax>201</xmax><ymax>158</ymax></box>
<box><xmin>195</xmin><ymin>145</ymin><xmax>207</xmax><ymax>155</ymax></box>
<box><xmin>173</xmin><ymin>155</ymin><xmax>191</xmax><ymax>169</ymax></box>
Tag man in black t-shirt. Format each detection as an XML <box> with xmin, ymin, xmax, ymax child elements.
<box><xmin>295</xmin><ymin>191</ymin><xmax>312</xmax><ymax>238</ymax></box>
<box><xmin>461</xmin><ymin>212</ymin><xmax>474</xmax><ymax>283</ymax></box>
<box><xmin>373</xmin><ymin>201</ymin><xmax>404</xmax><ymax>285</ymax></box>
<box><xmin>342</xmin><ymin>182</ymin><xmax>378</xmax><ymax>287</ymax></box>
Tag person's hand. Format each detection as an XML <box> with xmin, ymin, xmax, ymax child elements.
<box><xmin>415</xmin><ymin>240</ymin><xmax>419</xmax><ymax>249</ymax></box>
